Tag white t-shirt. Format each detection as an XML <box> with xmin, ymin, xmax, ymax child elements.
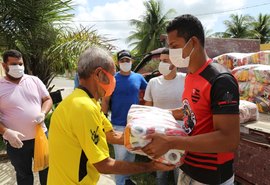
<box><xmin>144</xmin><ymin>73</ymin><xmax>186</xmax><ymax>109</ymax></box>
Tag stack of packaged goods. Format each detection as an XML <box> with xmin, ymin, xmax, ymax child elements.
<box><xmin>213</xmin><ymin>51</ymin><xmax>270</xmax><ymax>70</ymax></box>
<box><xmin>124</xmin><ymin>105</ymin><xmax>186</xmax><ymax>165</ymax></box>
<box><xmin>232</xmin><ymin>64</ymin><xmax>270</xmax><ymax>113</ymax></box>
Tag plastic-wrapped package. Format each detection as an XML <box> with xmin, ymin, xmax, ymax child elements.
<box><xmin>213</xmin><ymin>50</ymin><xmax>270</xmax><ymax>70</ymax></box>
<box><xmin>239</xmin><ymin>100</ymin><xmax>259</xmax><ymax>124</ymax></box>
<box><xmin>213</xmin><ymin>51</ymin><xmax>270</xmax><ymax>70</ymax></box>
<box><xmin>124</xmin><ymin>105</ymin><xmax>186</xmax><ymax>165</ymax></box>
<box><xmin>233</xmin><ymin>64</ymin><xmax>270</xmax><ymax>113</ymax></box>
<box><xmin>232</xmin><ymin>64</ymin><xmax>270</xmax><ymax>84</ymax></box>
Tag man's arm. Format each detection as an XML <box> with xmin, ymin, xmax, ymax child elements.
<box><xmin>33</xmin><ymin>95</ymin><xmax>53</xmax><ymax>124</ymax></box>
<box><xmin>101</xmin><ymin>96</ymin><xmax>111</xmax><ymax>116</ymax></box>
<box><xmin>93</xmin><ymin>157</ymin><xmax>174</xmax><ymax>174</ymax></box>
<box><xmin>144</xmin><ymin>101</ymin><xmax>153</xmax><ymax>106</ymax></box>
<box><xmin>41</xmin><ymin>96</ymin><xmax>53</xmax><ymax>115</ymax></box>
<box><xmin>142</xmin><ymin>114</ymin><xmax>240</xmax><ymax>159</ymax></box>
<box><xmin>106</xmin><ymin>130</ymin><xmax>124</xmax><ymax>145</ymax></box>
<box><xmin>0</xmin><ymin>122</ymin><xmax>7</xmax><ymax>135</ymax></box>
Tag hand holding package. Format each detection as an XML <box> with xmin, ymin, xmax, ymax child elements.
<box><xmin>124</xmin><ymin>105</ymin><xmax>187</xmax><ymax>165</ymax></box>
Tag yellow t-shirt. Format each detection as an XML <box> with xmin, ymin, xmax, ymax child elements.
<box><xmin>48</xmin><ymin>88</ymin><xmax>113</xmax><ymax>185</ymax></box>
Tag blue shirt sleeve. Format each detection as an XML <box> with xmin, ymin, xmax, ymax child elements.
<box><xmin>140</xmin><ymin>74</ymin><xmax>147</xmax><ymax>90</ymax></box>
<box><xmin>74</xmin><ymin>73</ymin><xmax>79</xmax><ymax>89</ymax></box>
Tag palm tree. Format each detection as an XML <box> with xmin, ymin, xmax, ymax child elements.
<box><xmin>0</xmin><ymin>0</ymin><xmax>74</xmax><ymax>85</ymax></box>
<box><xmin>47</xmin><ymin>25</ymin><xmax>116</xmax><ymax>82</ymax></box>
<box><xmin>127</xmin><ymin>0</ymin><xmax>175</xmax><ymax>56</ymax></box>
<box><xmin>0</xmin><ymin>0</ymin><xmax>116</xmax><ymax>87</ymax></box>
<box><xmin>250</xmin><ymin>13</ymin><xmax>270</xmax><ymax>43</ymax></box>
<box><xmin>223</xmin><ymin>14</ymin><xmax>253</xmax><ymax>38</ymax></box>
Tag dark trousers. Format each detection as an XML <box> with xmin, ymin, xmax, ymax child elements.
<box><xmin>6</xmin><ymin>139</ymin><xmax>48</xmax><ymax>185</ymax></box>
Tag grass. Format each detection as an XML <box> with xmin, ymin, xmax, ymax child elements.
<box><xmin>0</xmin><ymin>136</ymin><xmax>5</xmax><ymax>151</ymax></box>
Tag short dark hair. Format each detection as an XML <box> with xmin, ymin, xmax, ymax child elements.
<box><xmin>166</xmin><ymin>14</ymin><xmax>205</xmax><ymax>47</ymax></box>
<box><xmin>2</xmin><ymin>49</ymin><xmax>22</xmax><ymax>63</ymax></box>
<box><xmin>161</xmin><ymin>48</ymin><xmax>169</xmax><ymax>55</ymax></box>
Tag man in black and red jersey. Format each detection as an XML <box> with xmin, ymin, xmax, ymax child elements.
<box><xmin>142</xmin><ymin>14</ymin><xmax>240</xmax><ymax>185</ymax></box>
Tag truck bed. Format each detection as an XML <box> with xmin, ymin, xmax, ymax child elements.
<box><xmin>235</xmin><ymin>113</ymin><xmax>270</xmax><ymax>185</ymax></box>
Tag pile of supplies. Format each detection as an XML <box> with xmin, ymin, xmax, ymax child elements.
<box><xmin>124</xmin><ymin>105</ymin><xmax>186</xmax><ymax>165</ymax></box>
<box><xmin>232</xmin><ymin>64</ymin><xmax>270</xmax><ymax>113</ymax></box>
<box><xmin>213</xmin><ymin>51</ymin><xmax>270</xmax><ymax>113</ymax></box>
<box><xmin>213</xmin><ymin>50</ymin><xmax>270</xmax><ymax>70</ymax></box>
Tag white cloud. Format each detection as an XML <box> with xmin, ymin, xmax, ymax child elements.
<box><xmin>72</xmin><ymin>0</ymin><xmax>248</xmax><ymax>50</ymax></box>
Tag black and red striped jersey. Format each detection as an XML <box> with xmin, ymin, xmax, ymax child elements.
<box><xmin>180</xmin><ymin>59</ymin><xmax>239</xmax><ymax>184</ymax></box>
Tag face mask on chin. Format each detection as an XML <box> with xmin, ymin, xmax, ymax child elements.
<box><xmin>158</xmin><ymin>61</ymin><xmax>172</xmax><ymax>76</ymax></box>
<box><xmin>169</xmin><ymin>39</ymin><xmax>194</xmax><ymax>68</ymax></box>
<box><xmin>7</xmin><ymin>65</ymin><xmax>25</xmax><ymax>79</ymax></box>
<box><xmin>119</xmin><ymin>62</ymin><xmax>132</xmax><ymax>72</ymax></box>
<box><xmin>97</xmin><ymin>68</ymin><xmax>116</xmax><ymax>97</ymax></box>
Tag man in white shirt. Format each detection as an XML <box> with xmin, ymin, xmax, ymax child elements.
<box><xmin>144</xmin><ymin>48</ymin><xmax>185</xmax><ymax>185</ymax></box>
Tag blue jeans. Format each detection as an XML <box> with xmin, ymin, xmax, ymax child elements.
<box><xmin>6</xmin><ymin>139</ymin><xmax>48</xmax><ymax>185</ymax></box>
<box><xmin>156</xmin><ymin>167</ymin><xmax>180</xmax><ymax>185</ymax></box>
<box><xmin>113</xmin><ymin>125</ymin><xmax>136</xmax><ymax>185</ymax></box>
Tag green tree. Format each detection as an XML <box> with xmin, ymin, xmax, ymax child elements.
<box><xmin>127</xmin><ymin>0</ymin><xmax>175</xmax><ymax>56</ymax></box>
<box><xmin>48</xmin><ymin>25</ymin><xmax>116</xmax><ymax>81</ymax></box>
<box><xmin>0</xmin><ymin>0</ymin><xmax>116</xmax><ymax>87</ymax></box>
<box><xmin>0</xmin><ymin>0</ymin><xmax>74</xmax><ymax>85</ymax></box>
<box><xmin>250</xmin><ymin>13</ymin><xmax>270</xmax><ymax>43</ymax></box>
<box><xmin>223</xmin><ymin>14</ymin><xmax>253</xmax><ymax>38</ymax></box>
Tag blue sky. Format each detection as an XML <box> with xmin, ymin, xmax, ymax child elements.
<box><xmin>71</xmin><ymin>0</ymin><xmax>270</xmax><ymax>50</ymax></box>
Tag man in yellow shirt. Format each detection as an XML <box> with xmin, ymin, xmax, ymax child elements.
<box><xmin>48</xmin><ymin>47</ymin><xmax>173</xmax><ymax>185</ymax></box>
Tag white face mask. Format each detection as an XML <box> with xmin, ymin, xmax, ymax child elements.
<box><xmin>169</xmin><ymin>39</ymin><xmax>193</xmax><ymax>68</ymax></box>
<box><xmin>119</xmin><ymin>62</ymin><xmax>132</xmax><ymax>72</ymax></box>
<box><xmin>8</xmin><ymin>65</ymin><xmax>24</xmax><ymax>78</ymax></box>
<box><xmin>158</xmin><ymin>61</ymin><xmax>172</xmax><ymax>76</ymax></box>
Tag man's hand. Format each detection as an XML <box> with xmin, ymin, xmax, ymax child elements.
<box><xmin>170</xmin><ymin>107</ymin><xmax>184</xmax><ymax>120</ymax></box>
<box><xmin>142</xmin><ymin>133</ymin><xmax>171</xmax><ymax>159</ymax></box>
<box><xmin>3</xmin><ymin>129</ymin><xmax>25</xmax><ymax>148</ymax></box>
<box><xmin>33</xmin><ymin>112</ymin><xmax>45</xmax><ymax>124</ymax></box>
<box><xmin>150</xmin><ymin>161</ymin><xmax>176</xmax><ymax>171</ymax></box>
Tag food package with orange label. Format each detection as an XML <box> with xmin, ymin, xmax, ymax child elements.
<box><xmin>124</xmin><ymin>105</ymin><xmax>187</xmax><ymax>165</ymax></box>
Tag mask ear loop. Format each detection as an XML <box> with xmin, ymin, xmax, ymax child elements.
<box><xmin>96</xmin><ymin>67</ymin><xmax>113</xmax><ymax>85</ymax></box>
<box><xmin>183</xmin><ymin>37</ymin><xmax>194</xmax><ymax>59</ymax></box>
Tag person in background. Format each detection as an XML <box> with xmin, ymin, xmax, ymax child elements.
<box><xmin>0</xmin><ymin>49</ymin><xmax>53</xmax><ymax>185</ymax></box>
<box><xmin>101</xmin><ymin>49</ymin><xmax>147</xmax><ymax>185</ymax></box>
<box><xmin>142</xmin><ymin>14</ymin><xmax>240</xmax><ymax>185</ymax></box>
<box><xmin>144</xmin><ymin>48</ymin><xmax>185</xmax><ymax>185</ymax></box>
<box><xmin>48</xmin><ymin>46</ymin><xmax>173</xmax><ymax>185</ymax></box>
<box><xmin>74</xmin><ymin>72</ymin><xmax>79</xmax><ymax>89</ymax></box>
